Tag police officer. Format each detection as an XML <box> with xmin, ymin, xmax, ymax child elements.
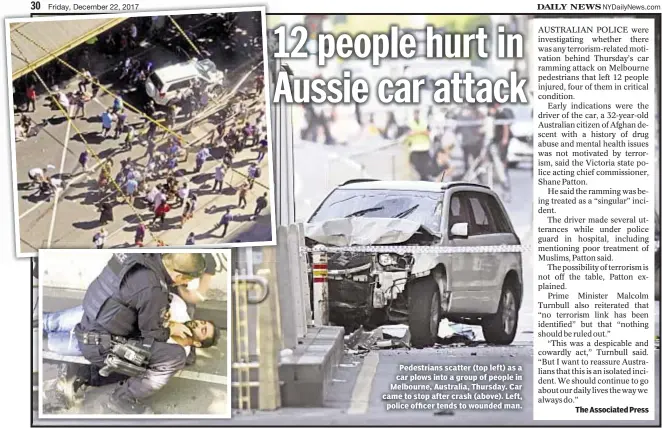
<box><xmin>404</xmin><ymin>109</ymin><xmax>432</xmax><ymax>180</ymax></box>
<box><xmin>73</xmin><ymin>253</ymin><xmax>208</xmax><ymax>414</ymax></box>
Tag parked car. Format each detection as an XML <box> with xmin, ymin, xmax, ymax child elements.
<box><xmin>145</xmin><ymin>58</ymin><xmax>224</xmax><ymax>105</ymax></box>
<box><xmin>304</xmin><ymin>179</ymin><xmax>523</xmax><ymax>347</ymax></box>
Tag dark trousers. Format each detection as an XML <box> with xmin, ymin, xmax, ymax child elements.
<box><xmin>408</xmin><ymin>151</ymin><xmax>431</xmax><ymax>181</ymax></box>
<box><xmin>220</xmin><ymin>222</ymin><xmax>229</xmax><ymax>237</ymax></box>
<box><xmin>27</xmin><ymin>98</ymin><xmax>36</xmax><ymax>112</ymax></box>
<box><xmin>238</xmin><ymin>195</ymin><xmax>247</xmax><ymax>208</ymax></box>
<box><xmin>462</xmin><ymin>144</ymin><xmax>483</xmax><ymax>173</ymax></box>
<box><xmin>78</xmin><ymin>338</ymin><xmax>186</xmax><ymax>399</ymax></box>
<box><xmin>212</xmin><ymin>179</ymin><xmax>223</xmax><ymax>192</ymax></box>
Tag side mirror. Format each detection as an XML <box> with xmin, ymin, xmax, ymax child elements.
<box><xmin>450</xmin><ymin>222</ymin><xmax>468</xmax><ymax>239</ymax></box>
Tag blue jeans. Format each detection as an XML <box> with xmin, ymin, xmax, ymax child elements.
<box><xmin>43</xmin><ymin>306</ymin><xmax>84</xmax><ymax>356</ymax></box>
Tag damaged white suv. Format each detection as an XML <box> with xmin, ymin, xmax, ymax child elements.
<box><xmin>305</xmin><ymin>179</ymin><xmax>523</xmax><ymax>348</ymax></box>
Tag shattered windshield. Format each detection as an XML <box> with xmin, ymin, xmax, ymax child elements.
<box><xmin>308</xmin><ymin>189</ymin><xmax>444</xmax><ymax>233</ymax></box>
<box><xmin>195</xmin><ymin>59</ymin><xmax>217</xmax><ymax>80</ymax></box>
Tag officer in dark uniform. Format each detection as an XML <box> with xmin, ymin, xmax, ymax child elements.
<box><xmin>73</xmin><ymin>253</ymin><xmax>209</xmax><ymax>414</ymax></box>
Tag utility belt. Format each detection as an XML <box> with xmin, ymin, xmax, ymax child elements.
<box><xmin>75</xmin><ymin>331</ymin><xmax>154</xmax><ymax>378</ymax></box>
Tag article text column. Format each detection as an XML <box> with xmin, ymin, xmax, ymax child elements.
<box><xmin>533</xmin><ymin>17</ymin><xmax>656</xmax><ymax>420</ymax></box>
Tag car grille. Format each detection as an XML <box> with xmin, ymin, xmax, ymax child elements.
<box><xmin>328</xmin><ymin>252</ymin><xmax>372</xmax><ymax>271</ymax></box>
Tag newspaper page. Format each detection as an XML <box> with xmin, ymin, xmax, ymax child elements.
<box><xmin>0</xmin><ymin>0</ymin><xmax>660</xmax><ymax>427</ymax></box>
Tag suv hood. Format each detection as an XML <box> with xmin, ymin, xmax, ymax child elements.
<box><xmin>305</xmin><ymin>217</ymin><xmax>438</xmax><ymax>246</ymax></box>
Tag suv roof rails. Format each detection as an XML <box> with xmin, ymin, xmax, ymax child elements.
<box><xmin>441</xmin><ymin>182</ymin><xmax>491</xmax><ymax>190</ymax></box>
<box><xmin>341</xmin><ymin>178</ymin><xmax>381</xmax><ymax>186</ymax></box>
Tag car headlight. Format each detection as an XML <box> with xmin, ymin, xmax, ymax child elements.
<box><xmin>379</xmin><ymin>254</ymin><xmax>396</xmax><ymax>266</ymax></box>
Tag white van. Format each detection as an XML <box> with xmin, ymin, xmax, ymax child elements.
<box><xmin>145</xmin><ymin>58</ymin><xmax>225</xmax><ymax>106</ymax></box>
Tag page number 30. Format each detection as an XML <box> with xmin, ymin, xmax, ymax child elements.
<box><xmin>31</xmin><ymin>1</ymin><xmax>41</xmax><ymax>10</ymax></box>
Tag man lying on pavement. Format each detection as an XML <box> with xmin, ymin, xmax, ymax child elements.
<box><xmin>42</xmin><ymin>253</ymin><xmax>221</xmax><ymax>414</ymax></box>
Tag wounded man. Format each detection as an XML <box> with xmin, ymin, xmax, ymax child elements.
<box><xmin>41</xmin><ymin>253</ymin><xmax>221</xmax><ymax>415</ymax></box>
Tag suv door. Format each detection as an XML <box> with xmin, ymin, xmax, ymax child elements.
<box><xmin>465</xmin><ymin>191</ymin><xmax>502</xmax><ymax>313</ymax></box>
<box><xmin>446</xmin><ymin>191</ymin><xmax>487</xmax><ymax>314</ymax></box>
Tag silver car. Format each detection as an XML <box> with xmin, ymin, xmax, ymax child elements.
<box><xmin>305</xmin><ymin>179</ymin><xmax>523</xmax><ymax>347</ymax></box>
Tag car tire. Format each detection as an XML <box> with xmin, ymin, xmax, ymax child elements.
<box><xmin>408</xmin><ymin>276</ymin><xmax>441</xmax><ymax>348</ymax></box>
<box><xmin>481</xmin><ymin>281</ymin><xmax>519</xmax><ymax>345</ymax></box>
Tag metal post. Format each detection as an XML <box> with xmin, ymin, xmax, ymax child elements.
<box><xmin>286</xmin><ymin>224</ymin><xmax>307</xmax><ymax>338</ymax></box>
<box><xmin>276</xmin><ymin>226</ymin><xmax>298</xmax><ymax>349</ymax></box>
<box><xmin>256</xmin><ymin>247</ymin><xmax>281</xmax><ymax>410</ymax></box>
<box><xmin>311</xmin><ymin>246</ymin><xmax>329</xmax><ymax>327</ymax></box>
<box><xmin>296</xmin><ymin>223</ymin><xmax>313</xmax><ymax>327</ymax></box>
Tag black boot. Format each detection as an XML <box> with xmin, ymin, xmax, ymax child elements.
<box><xmin>106</xmin><ymin>384</ymin><xmax>154</xmax><ymax>414</ymax></box>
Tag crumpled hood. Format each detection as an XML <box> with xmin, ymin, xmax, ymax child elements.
<box><xmin>305</xmin><ymin>217</ymin><xmax>429</xmax><ymax>246</ymax></box>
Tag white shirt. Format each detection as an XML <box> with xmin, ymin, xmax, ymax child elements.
<box><xmin>154</xmin><ymin>192</ymin><xmax>164</xmax><ymax>207</ymax></box>
<box><xmin>215</xmin><ymin>167</ymin><xmax>224</xmax><ymax>181</ymax></box>
<box><xmin>167</xmin><ymin>293</ymin><xmax>191</xmax><ymax>356</ymax></box>
<box><xmin>29</xmin><ymin>168</ymin><xmax>44</xmax><ymax>179</ymax></box>
<box><xmin>178</xmin><ymin>187</ymin><xmax>189</xmax><ymax>199</ymax></box>
<box><xmin>58</xmin><ymin>93</ymin><xmax>70</xmax><ymax>108</ymax></box>
<box><xmin>147</xmin><ymin>187</ymin><xmax>159</xmax><ymax>203</ymax></box>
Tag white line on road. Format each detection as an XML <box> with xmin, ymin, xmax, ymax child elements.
<box><xmin>347</xmin><ymin>351</ymin><xmax>379</xmax><ymax>415</ymax></box>
<box><xmin>46</xmin><ymin>112</ymin><xmax>73</xmax><ymax>248</ymax></box>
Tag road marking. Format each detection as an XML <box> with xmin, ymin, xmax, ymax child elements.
<box><xmin>347</xmin><ymin>351</ymin><xmax>379</xmax><ymax>415</ymax></box>
<box><xmin>46</xmin><ymin>111</ymin><xmax>73</xmax><ymax>248</ymax></box>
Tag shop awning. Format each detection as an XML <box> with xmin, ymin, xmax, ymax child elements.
<box><xmin>9</xmin><ymin>17</ymin><xmax>126</xmax><ymax>80</ymax></box>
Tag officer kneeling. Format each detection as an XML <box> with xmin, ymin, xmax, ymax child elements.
<box><xmin>73</xmin><ymin>253</ymin><xmax>216</xmax><ymax>414</ymax></box>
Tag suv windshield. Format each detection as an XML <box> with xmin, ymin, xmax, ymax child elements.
<box><xmin>195</xmin><ymin>59</ymin><xmax>217</xmax><ymax>80</ymax></box>
<box><xmin>308</xmin><ymin>188</ymin><xmax>444</xmax><ymax>233</ymax></box>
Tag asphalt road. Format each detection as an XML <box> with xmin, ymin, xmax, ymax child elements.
<box><xmin>14</xmin><ymin>25</ymin><xmax>272</xmax><ymax>255</ymax></box>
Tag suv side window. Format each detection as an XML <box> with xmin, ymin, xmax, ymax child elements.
<box><xmin>168</xmin><ymin>79</ymin><xmax>192</xmax><ymax>92</ymax></box>
<box><xmin>448</xmin><ymin>192</ymin><xmax>470</xmax><ymax>233</ymax></box>
<box><xmin>466</xmin><ymin>192</ymin><xmax>496</xmax><ymax>236</ymax></box>
<box><xmin>484</xmin><ymin>194</ymin><xmax>513</xmax><ymax>234</ymax></box>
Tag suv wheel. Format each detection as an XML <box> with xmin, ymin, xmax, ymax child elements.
<box><xmin>408</xmin><ymin>276</ymin><xmax>441</xmax><ymax>348</ymax></box>
<box><xmin>482</xmin><ymin>281</ymin><xmax>519</xmax><ymax>345</ymax></box>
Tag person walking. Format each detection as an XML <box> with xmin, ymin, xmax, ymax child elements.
<box><xmin>134</xmin><ymin>223</ymin><xmax>146</xmax><ymax>247</ymax></box>
<box><xmin>152</xmin><ymin>201</ymin><xmax>171</xmax><ymax>227</ymax></box>
<box><xmin>98</xmin><ymin>202</ymin><xmax>114</xmax><ymax>225</ymax></box>
<box><xmin>79</xmin><ymin>68</ymin><xmax>92</xmax><ymax>93</ymax></box>
<box><xmin>247</xmin><ymin>163</ymin><xmax>260</xmax><ymax>189</ymax></box>
<box><xmin>101</xmin><ymin>109</ymin><xmax>113</xmax><ymax>138</ymax></box>
<box><xmin>253</xmin><ymin>193</ymin><xmax>268</xmax><ymax>219</ymax></box>
<box><xmin>237</xmin><ymin>182</ymin><xmax>249</xmax><ymax>209</ymax></box>
<box><xmin>217</xmin><ymin>209</ymin><xmax>232</xmax><ymax>238</ymax></box>
<box><xmin>71</xmin><ymin>150</ymin><xmax>90</xmax><ymax>177</ymax></box>
<box><xmin>25</xmin><ymin>85</ymin><xmax>37</xmax><ymax>112</ymax></box>
<box><xmin>112</xmin><ymin>94</ymin><xmax>124</xmax><ymax>114</ymax></box>
<box><xmin>92</xmin><ymin>228</ymin><xmax>108</xmax><ymax>249</ymax></box>
<box><xmin>212</xmin><ymin>164</ymin><xmax>225</xmax><ymax>193</ymax></box>
<box><xmin>114</xmin><ymin>109</ymin><xmax>128</xmax><ymax>139</ymax></box>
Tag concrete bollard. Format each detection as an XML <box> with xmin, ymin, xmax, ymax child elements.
<box><xmin>311</xmin><ymin>245</ymin><xmax>329</xmax><ymax>327</ymax></box>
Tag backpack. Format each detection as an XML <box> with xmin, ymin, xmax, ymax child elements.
<box><xmin>254</xmin><ymin>167</ymin><xmax>261</xmax><ymax>178</ymax></box>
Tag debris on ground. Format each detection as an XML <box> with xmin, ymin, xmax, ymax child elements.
<box><xmin>435</xmin><ymin>319</ymin><xmax>476</xmax><ymax>347</ymax></box>
<box><xmin>344</xmin><ymin>320</ymin><xmax>477</xmax><ymax>351</ymax></box>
